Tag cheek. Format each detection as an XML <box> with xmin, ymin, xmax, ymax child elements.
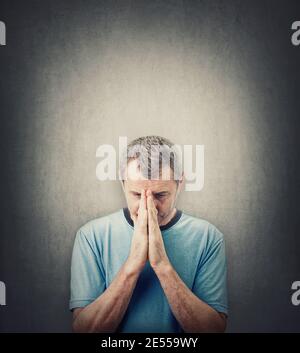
<box><xmin>131</xmin><ymin>199</ymin><xmax>140</xmax><ymax>213</ymax></box>
<box><xmin>157</xmin><ymin>200</ymin><xmax>168</xmax><ymax>213</ymax></box>
<box><xmin>158</xmin><ymin>198</ymin><xmax>169</xmax><ymax>207</ymax></box>
<box><xmin>159</xmin><ymin>198</ymin><xmax>173</xmax><ymax>212</ymax></box>
<box><xmin>125</xmin><ymin>195</ymin><xmax>139</xmax><ymax>212</ymax></box>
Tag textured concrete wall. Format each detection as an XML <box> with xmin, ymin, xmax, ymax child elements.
<box><xmin>0</xmin><ymin>0</ymin><xmax>300</xmax><ymax>332</ymax></box>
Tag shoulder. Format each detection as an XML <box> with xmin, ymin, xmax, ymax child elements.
<box><xmin>180</xmin><ymin>211</ymin><xmax>225</xmax><ymax>247</ymax></box>
<box><xmin>180</xmin><ymin>212</ymin><xmax>226</xmax><ymax>268</ymax></box>
<box><xmin>74</xmin><ymin>209</ymin><xmax>123</xmax><ymax>244</ymax></box>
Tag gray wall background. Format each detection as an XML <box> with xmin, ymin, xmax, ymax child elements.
<box><xmin>0</xmin><ymin>0</ymin><xmax>300</xmax><ymax>332</ymax></box>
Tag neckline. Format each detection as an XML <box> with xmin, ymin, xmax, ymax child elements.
<box><xmin>122</xmin><ymin>207</ymin><xmax>182</xmax><ymax>231</ymax></box>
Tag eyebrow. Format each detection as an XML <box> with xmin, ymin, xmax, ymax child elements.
<box><xmin>155</xmin><ymin>191</ymin><xmax>169</xmax><ymax>195</ymax></box>
<box><xmin>130</xmin><ymin>191</ymin><xmax>169</xmax><ymax>195</ymax></box>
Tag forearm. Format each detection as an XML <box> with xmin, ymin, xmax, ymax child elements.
<box><xmin>72</xmin><ymin>261</ymin><xmax>141</xmax><ymax>333</ymax></box>
<box><xmin>154</xmin><ymin>263</ymin><xmax>226</xmax><ymax>333</ymax></box>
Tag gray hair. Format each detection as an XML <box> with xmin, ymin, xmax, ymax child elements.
<box><xmin>119</xmin><ymin>135</ymin><xmax>183</xmax><ymax>183</ymax></box>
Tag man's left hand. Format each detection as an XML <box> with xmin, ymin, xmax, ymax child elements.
<box><xmin>146</xmin><ymin>190</ymin><xmax>170</xmax><ymax>271</ymax></box>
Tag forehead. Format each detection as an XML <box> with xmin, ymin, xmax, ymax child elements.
<box><xmin>124</xmin><ymin>159</ymin><xmax>176</xmax><ymax>192</ymax></box>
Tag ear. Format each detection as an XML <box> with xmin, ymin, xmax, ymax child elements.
<box><xmin>120</xmin><ymin>179</ymin><xmax>126</xmax><ymax>192</ymax></box>
<box><xmin>177</xmin><ymin>172</ymin><xmax>185</xmax><ymax>193</ymax></box>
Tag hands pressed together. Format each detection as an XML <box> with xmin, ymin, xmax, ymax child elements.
<box><xmin>127</xmin><ymin>189</ymin><xmax>171</xmax><ymax>274</ymax></box>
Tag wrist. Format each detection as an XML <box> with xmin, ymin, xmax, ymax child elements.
<box><xmin>152</xmin><ymin>259</ymin><xmax>173</xmax><ymax>276</ymax></box>
<box><xmin>123</xmin><ymin>257</ymin><xmax>144</xmax><ymax>277</ymax></box>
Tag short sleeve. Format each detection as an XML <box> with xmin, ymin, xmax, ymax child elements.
<box><xmin>192</xmin><ymin>230</ymin><xmax>228</xmax><ymax>316</ymax></box>
<box><xmin>69</xmin><ymin>229</ymin><xmax>106</xmax><ymax>311</ymax></box>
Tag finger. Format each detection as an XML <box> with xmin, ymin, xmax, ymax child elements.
<box><xmin>132</xmin><ymin>213</ymin><xmax>137</xmax><ymax>224</ymax></box>
<box><xmin>137</xmin><ymin>189</ymin><xmax>145</xmax><ymax>216</ymax></box>
<box><xmin>137</xmin><ymin>189</ymin><xmax>147</xmax><ymax>226</ymax></box>
<box><xmin>146</xmin><ymin>192</ymin><xmax>158</xmax><ymax>230</ymax></box>
<box><xmin>140</xmin><ymin>189</ymin><xmax>147</xmax><ymax>210</ymax></box>
<box><xmin>146</xmin><ymin>191</ymin><xmax>157</xmax><ymax>213</ymax></box>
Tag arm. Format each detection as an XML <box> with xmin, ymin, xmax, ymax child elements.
<box><xmin>145</xmin><ymin>192</ymin><xmax>227</xmax><ymax>333</ymax></box>
<box><xmin>72</xmin><ymin>260</ymin><xmax>141</xmax><ymax>333</ymax></box>
<box><xmin>72</xmin><ymin>191</ymin><xmax>149</xmax><ymax>333</ymax></box>
<box><xmin>154</xmin><ymin>262</ymin><xmax>227</xmax><ymax>333</ymax></box>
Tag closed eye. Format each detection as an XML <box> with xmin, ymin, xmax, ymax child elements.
<box><xmin>132</xmin><ymin>192</ymin><xmax>141</xmax><ymax>197</ymax></box>
<box><xmin>155</xmin><ymin>193</ymin><xmax>168</xmax><ymax>198</ymax></box>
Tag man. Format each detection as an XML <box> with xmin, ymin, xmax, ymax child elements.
<box><xmin>69</xmin><ymin>135</ymin><xmax>228</xmax><ymax>333</ymax></box>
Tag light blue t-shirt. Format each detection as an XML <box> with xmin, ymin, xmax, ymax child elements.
<box><xmin>69</xmin><ymin>208</ymin><xmax>228</xmax><ymax>333</ymax></box>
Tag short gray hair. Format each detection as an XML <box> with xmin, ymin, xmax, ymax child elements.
<box><xmin>119</xmin><ymin>135</ymin><xmax>183</xmax><ymax>183</ymax></box>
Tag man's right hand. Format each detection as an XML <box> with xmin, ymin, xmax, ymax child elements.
<box><xmin>125</xmin><ymin>189</ymin><xmax>148</xmax><ymax>275</ymax></box>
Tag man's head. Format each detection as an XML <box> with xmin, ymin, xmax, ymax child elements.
<box><xmin>119</xmin><ymin>136</ymin><xmax>184</xmax><ymax>226</ymax></box>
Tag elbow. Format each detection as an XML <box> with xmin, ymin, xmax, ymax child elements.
<box><xmin>72</xmin><ymin>315</ymin><xmax>91</xmax><ymax>333</ymax></box>
<box><xmin>215</xmin><ymin>314</ymin><xmax>227</xmax><ymax>333</ymax></box>
<box><xmin>72</xmin><ymin>318</ymin><xmax>82</xmax><ymax>333</ymax></box>
<box><xmin>72</xmin><ymin>318</ymin><xmax>97</xmax><ymax>333</ymax></box>
<box><xmin>72</xmin><ymin>317</ymin><xmax>116</xmax><ymax>333</ymax></box>
<box><xmin>184</xmin><ymin>313</ymin><xmax>227</xmax><ymax>333</ymax></box>
<box><xmin>215</xmin><ymin>322</ymin><xmax>226</xmax><ymax>333</ymax></box>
